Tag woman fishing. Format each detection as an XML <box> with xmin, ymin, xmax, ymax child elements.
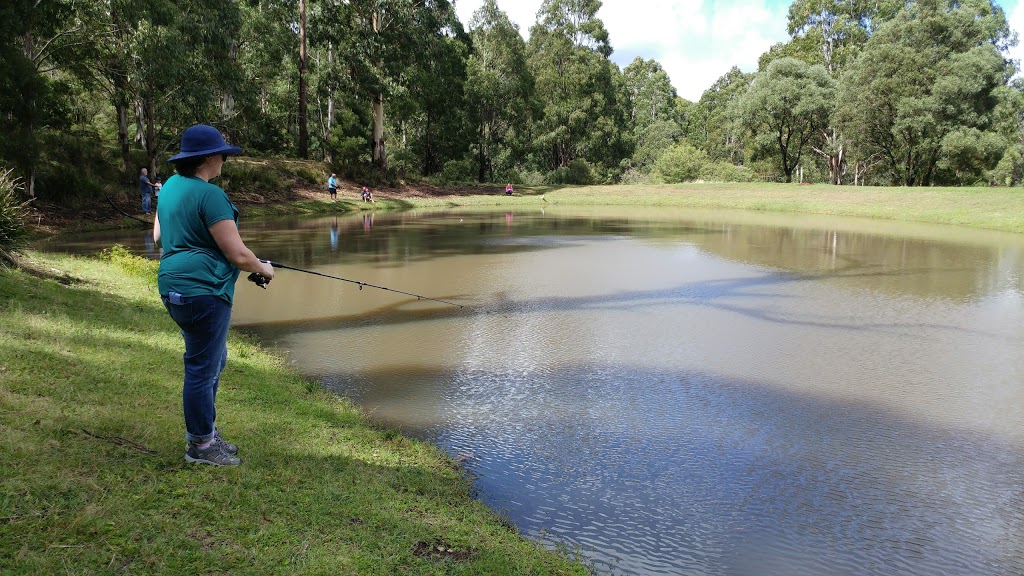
<box><xmin>153</xmin><ymin>124</ymin><xmax>275</xmax><ymax>466</ymax></box>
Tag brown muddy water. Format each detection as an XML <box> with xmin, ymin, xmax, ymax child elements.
<box><xmin>39</xmin><ymin>207</ymin><xmax>1024</xmax><ymax>575</ymax></box>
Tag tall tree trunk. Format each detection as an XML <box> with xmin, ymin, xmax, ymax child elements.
<box><xmin>477</xmin><ymin>122</ymin><xmax>486</xmax><ymax>183</ymax></box>
<box><xmin>134</xmin><ymin>99</ymin><xmax>146</xmax><ymax>148</ymax></box>
<box><xmin>110</xmin><ymin>1</ymin><xmax>133</xmax><ymax>192</ymax></box>
<box><xmin>21</xmin><ymin>31</ymin><xmax>36</xmax><ymax>198</ymax></box>
<box><xmin>144</xmin><ymin>95</ymin><xmax>157</xmax><ymax>178</ymax></box>
<box><xmin>222</xmin><ymin>41</ymin><xmax>238</xmax><ymax>120</ymax></box>
<box><xmin>298</xmin><ymin>0</ymin><xmax>309</xmax><ymax>158</ymax></box>
<box><xmin>372</xmin><ymin>92</ymin><xmax>386</xmax><ymax>170</ymax></box>
<box><xmin>370</xmin><ymin>11</ymin><xmax>386</xmax><ymax>171</ymax></box>
<box><xmin>116</xmin><ymin>100</ymin><xmax>132</xmax><ymax>188</ymax></box>
<box><xmin>322</xmin><ymin>44</ymin><xmax>334</xmax><ymax>163</ymax></box>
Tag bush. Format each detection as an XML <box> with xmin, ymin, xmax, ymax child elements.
<box><xmin>0</xmin><ymin>168</ymin><xmax>30</xmax><ymax>259</ymax></box>
<box><xmin>701</xmin><ymin>161</ymin><xmax>755</xmax><ymax>182</ymax></box>
<box><xmin>500</xmin><ymin>168</ymin><xmax>544</xmax><ymax>186</ymax></box>
<box><xmin>567</xmin><ymin>159</ymin><xmax>596</xmax><ymax>185</ymax></box>
<box><xmin>439</xmin><ymin>159</ymin><xmax>475</xmax><ymax>184</ymax></box>
<box><xmin>542</xmin><ymin>159</ymin><xmax>598</xmax><ymax>186</ymax></box>
<box><xmin>327</xmin><ymin>135</ymin><xmax>370</xmax><ymax>179</ymax></box>
<box><xmin>98</xmin><ymin>244</ymin><xmax>159</xmax><ymax>280</ymax></box>
<box><xmin>388</xmin><ymin>148</ymin><xmax>420</xmax><ymax>180</ymax></box>
<box><xmin>220</xmin><ymin>162</ymin><xmax>286</xmax><ymax>195</ymax></box>
<box><xmin>653</xmin><ymin>143</ymin><xmax>708</xmax><ymax>183</ymax></box>
<box><xmin>37</xmin><ymin>128</ymin><xmax>119</xmax><ymax>201</ymax></box>
<box><xmin>653</xmin><ymin>143</ymin><xmax>755</xmax><ymax>183</ymax></box>
<box><xmin>544</xmin><ymin>166</ymin><xmax>572</xmax><ymax>185</ymax></box>
<box><xmin>620</xmin><ymin>167</ymin><xmax>654</xmax><ymax>185</ymax></box>
<box><xmin>988</xmin><ymin>144</ymin><xmax>1024</xmax><ymax>187</ymax></box>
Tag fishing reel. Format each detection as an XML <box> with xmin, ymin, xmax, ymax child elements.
<box><xmin>247</xmin><ymin>272</ymin><xmax>270</xmax><ymax>289</ymax></box>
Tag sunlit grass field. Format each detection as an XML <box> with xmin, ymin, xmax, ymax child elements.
<box><xmin>394</xmin><ymin>182</ymin><xmax>1024</xmax><ymax>234</ymax></box>
<box><xmin>0</xmin><ymin>250</ymin><xmax>588</xmax><ymax>575</ymax></box>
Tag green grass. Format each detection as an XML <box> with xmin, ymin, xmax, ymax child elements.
<box><xmin>396</xmin><ymin>182</ymin><xmax>1024</xmax><ymax>234</ymax></box>
<box><xmin>0</xmin><ymin>251</ymin><xmax>588</xmax><ymax>575</ymax></box>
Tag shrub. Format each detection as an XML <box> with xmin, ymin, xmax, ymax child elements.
<box><xmin>701</xmin><ymin>161</ymin><xmax>756</xmax><ymax>182</ymax></box>
<box><xmin>388</xmin><ymin>148</ymin><xmax>420</xmax><ymax>180</ymax></box>
<box><xmin>220</xmin><ymin>162</ymin><xmax>286</xmax><ymax>195</ymax></box>
<box><xmin>544</xmin><ymin>166</ymin><xmax>571</xmax><ymax>185</ymax></box>
<box><xmin>620</xmin><ymin>167</ymin><xmax>654</xmax><ymax>185</ymax></box>
<box><xmin>653</xmin><ymin>143</ymin><xmax>756</xmax><ymax>183</ymax></box>
<box><xmin>567</xmin><ymin>158</ymin><xmax>596</xmax><ymax>185</ymax></box>
<box><xmin>518</xmin><ymin>170</ymin><xmax>545</xmax><ymax>186</ymax></box>
<box><xmin>988</xmin><ymin>144</ymin><xmax>1024</xmax><ymax>187</ymax></box>
<box><xmin>98</xmin><ymin>244</ymin><xmax>158</xmax><ymax>280</ymax></box>
<box><xmin>327</xmin><ymin>135</ymin><xmax>370</xmax><ymax>179</ymax></box>
<box><xmin>653</xmin><ymin>143</ymin><xmax>708</xmax><ymax>183</ymax></box>
<box><xmin>0</xmin><ymin>168</ymin><xmax>30</xmax><ymax>260</ymax></box>
<box><xmin>439</xmin><ymin>159</ymin><xmax>475</xmax><ymax>184</ymax></box>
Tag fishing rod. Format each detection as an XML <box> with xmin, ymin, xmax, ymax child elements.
<box><xmin>247</xmin><ymin>260</ymin><xmax>464</xmax><ymax>308</ymax></box>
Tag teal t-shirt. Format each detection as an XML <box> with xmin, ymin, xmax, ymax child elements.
<box><xmin>156</xmin><ymin>174</ymin><xmax>241</xmax><ymax>304</ymax></box>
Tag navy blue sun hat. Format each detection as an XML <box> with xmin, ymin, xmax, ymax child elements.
<box><xmin>168</xmin><ymin>124</ymin><xmax>242</xmax><ymax>162</ymax></box>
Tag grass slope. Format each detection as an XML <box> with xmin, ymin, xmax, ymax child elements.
<box><xmin>398</xmin><ymin>182</ymin><xmax>1024</xmax><ymax>234</ymax></box>
<box><xmin>0</xmin><ymin>250</ymin><xmax>587</xmax><ymax>575</ymax></box>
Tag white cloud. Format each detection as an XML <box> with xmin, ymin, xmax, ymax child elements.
<box><xmin>1007</xmin><ymin>1</ymin><xmax>1024</xmax><ymax>75</ymax></box>
<box><xmin>454</xmin><ymin>0</ymin><xmax>790</xmax><ymax>101</ymax></box>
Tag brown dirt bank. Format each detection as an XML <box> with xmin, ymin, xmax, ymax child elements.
<box><xmin>24</xmin><ymin>178</ymin><xmax>501</xmax><ymax>236</ymax></box>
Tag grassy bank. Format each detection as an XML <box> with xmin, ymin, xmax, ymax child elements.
<box><xmin>0</xmin><ymin>250</ymin><xmax>587</xmax><ymax>575</ymax></box>
<box><xmin>396</xmin><ymin>182</ymin><xmax>1024</xmax><ymax>234</ymax></box>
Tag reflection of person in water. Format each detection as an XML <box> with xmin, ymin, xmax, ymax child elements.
<box><xmin>363</xmin><ymin>213</ymin><xmax>373</xmax><ymax>233</ymax></box>
<box><xmin>329</xmin><ymin>217</ymin><xmax>339</xmax><ymax>252</ymax></box>
<box><xmin>144</xmin><ymin>230</ymin><xmax>161</xmax><ymax>259</ymax></box>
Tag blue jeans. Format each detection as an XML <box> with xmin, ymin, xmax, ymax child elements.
<box><xmin>162</xmin><ymin>293</ymin><xmax>231</xmax><ymax>443</ymax></box>
<box><xmin>142</xmin><ymin>193</ymin><xmax>152</xmax><ymax>213</ymax></box>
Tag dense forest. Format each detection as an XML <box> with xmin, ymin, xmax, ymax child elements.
<box><xmin>2</xmin><ymin>0</ymin><xmax>1023</xmax><ymax>202</ymax></box>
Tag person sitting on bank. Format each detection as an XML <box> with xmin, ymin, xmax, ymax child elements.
<box><xmin>361</xmin><ymin>186</ymin><xmax>374</xmax><ymax>202</ymax></box>
<box><xmin>505</xmin><ymin>182</ymin><xmax>514</xmax><ymax>196</ymax></box>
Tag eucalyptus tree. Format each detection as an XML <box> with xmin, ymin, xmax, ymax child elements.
<box><xmin>688</xmin><ymin>66</ymin><xmax>751</xmax><ymax>165</ymax></box>
<box><xmin>783</xmin><ymin>0</ymin><xmax>903</xmax><ymax>183</ymax></box>
<box><xmin>298</xmin><ymin>0</ymin><xmax>310</xmax><ymax>158</ymax></box>
<box><xmin>124</xmin><ymin>1</ymin><xmax>245</xmax><ymax>178</ymax></box>
<box><xmin>320</xmin><ymin>0</ymin><xmax>460</xmax><ymax>172</ymax></box>
<box><xmin>836</xmin><ymin>0</ymin><xmax>1013</xmax><ymax>186</ymax></box>
<box><xmin>527</xmin><ymin>0</ymin><xmax>624</xmax><ymax>174</ymax></box>
<box><xmin>740</xmin><ymin>57</ymin><xmax>835</xmax><ymax>183</ymax></box>
<box><xmin>1</xmin><ymin>0</ymin><xmax>105</xmax><ymax>197</ymax></box>
<box><xmin>621</xmin><ymin>57</ymin><xmax>679</xmax><ymax>172</ymax></box>
<box><xmin>988</xmin><ymin>80</ymin><xmax>1024</xmax><ymax>185</ymax></box>
<box><xmin>402</xmin><ymin>6</ymin><xmax>471</xmax><ymax>176</ymax></box>
<box><xmin>465</xmin><ymin>0</ymin><xmax>535</xmax><ymax>182</ymax></box>
<box><xmin>232</xmin><ymin>0</ymin><xmax>298</xmax><ymax>155</ymax></box>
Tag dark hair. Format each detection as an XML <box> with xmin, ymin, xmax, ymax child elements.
<box><xmin>172</xmin><ymin>154</ymin><xmax>229</xmax><ymax>177</ymax></box>
<box><xmin>172</xmin><ymin>156</ymin><xmax>206</xmax><ymax>177</ymax></box>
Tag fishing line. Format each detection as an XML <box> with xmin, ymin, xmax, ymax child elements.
<box><xmin>247</xmin><ymin>260</ymin><xmax>464</xmax><ymax>308</ymax></box>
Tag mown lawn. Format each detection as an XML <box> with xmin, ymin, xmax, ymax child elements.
<box><xmin>0</xmin><ymin>250</ymin><xmax>588</xmax><ymax>575</ymax></box>
<box><xmin>393</xmin><ymin>182</ymin><xmax>1024</xmax><ymax>234</ymax></box>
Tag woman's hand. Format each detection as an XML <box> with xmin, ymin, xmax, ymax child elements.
<box><xmin>209</xmin><ymin>219</ymin><xmax>275</xmax><ymax>281</ymax></box>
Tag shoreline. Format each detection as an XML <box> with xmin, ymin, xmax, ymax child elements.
<box><xmin>0</xmin><ymin>248</ymin><xmax>589</xmax><ymax>574</ymax></box>
<box><xmin>28</xmin><ymin>181</ymin><xmax>1024</xmax><ymax>238</ymax></box>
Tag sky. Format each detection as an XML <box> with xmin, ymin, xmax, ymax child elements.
<box><xmin>454</xmin><ymin>0</ymin><xmax>1024</xmax><ymax>102</ymax></box>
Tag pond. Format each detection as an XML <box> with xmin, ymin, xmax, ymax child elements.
<box><xmin>39</xmin><ymin>206</ymin><xmax>1024</xmax><ymax>575</ymax></box>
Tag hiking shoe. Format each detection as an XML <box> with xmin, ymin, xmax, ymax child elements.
<box><xmin>214</xmin><ymin>429</ymin><xmax>238</xmax><ymax>455</ymax></box>
<box><xmin>185</xmin><ymin>442</ymin><xmax>241</xmax><ymax>466</ymax></box>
